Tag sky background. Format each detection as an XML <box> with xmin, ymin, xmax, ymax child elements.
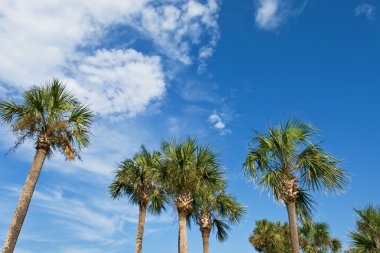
<box><xmin>0</xmin><ymin>0</ymin><xmax>379</xmax><ymax>252</ymax></box>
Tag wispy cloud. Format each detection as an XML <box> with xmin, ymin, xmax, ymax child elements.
<box><xmin>254</xmin><ymin>0</ymin><xmax>307</xmax><ymax>31</ymax></box>
<box><xmin>354</xmin><ymin>3</ymin><xmax>375</xmax><ymax>20</ymax></box>
<box><xmin>1</xmin><ymin>184</ymin><xmax>171</xmax><ymax>252</ymax></box>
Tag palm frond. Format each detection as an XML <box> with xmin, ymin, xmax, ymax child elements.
<box><xmin>213</xmin><ymin>218</ymin><xmax>230</xmax><ymax>242</ymax></box>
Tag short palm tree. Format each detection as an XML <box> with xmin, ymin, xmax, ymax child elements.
<box><xmin>347</xmin><ymin>205</ymin><xmax>380</xmax><ymax>252</ymax></box>
<box><xmin>244</xmin><ymin>119</ymin><xmax>348</xmax><ymax>253</ymax></box>
<box><xmin>0</xmin><ymin>79</ymin><xmax>93</xmax><ymax>253</ymax></box>
<box><xmin>109</xmin><ymin>145</ymin><xmax>165</xmax><ymax>253</ymax></box>
<box><xmin>160</xmin><ymin>138</ymin><xmax>223</xmax><ymax>253</ymax></box>
<box><xmin>192</xmin><ymin>188</ymin><xmax>245</xmax><ymax>253</ymax></box>
<box><xmin>300</xmin><ymin>221</ymin><xmax>342</xmax><ymax>253</ymax></box>
<box><xmin>249</xmin><ymin>219</ymin><xmax>291</xmax><ymax>253</ymax></box>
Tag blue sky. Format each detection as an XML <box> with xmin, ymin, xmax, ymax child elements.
<box><xmin>0</xmin><ymin>0</ymin><xmax>379</xmax><ymax>252</ymax></box>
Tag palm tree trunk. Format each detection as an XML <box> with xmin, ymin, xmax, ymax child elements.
<box><xmin>201</xmin><ymin>228</ymin><xmax>211</xmax><ymax>253</ymax></box>
<box><xmin>2</xmin><ymin>148</ymin><xmax>47</xmax><ymax>253</ymax></box>
<box><xmin>178</xmin><ymin>210</ymin><xmax>188</xmax><ymax>253</ymax></box>
<box><xmin>286</xmin><ymin>201</ymin><xmax>300</xmax><ymax>253</ymax></box>
<box><xmin>135</xmin><ymin>204</ymin><xmax>147</xmax><ymax>253</ymax></box>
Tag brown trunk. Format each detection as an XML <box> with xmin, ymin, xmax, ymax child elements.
<box><xmin>178</xmin><ymin>210</ymin><xmax>188</xmax><ymax>253</ymax></box>
<box><xmin>2</xmin><ymin>148</ymin><xmax>47</xmax><ymax>253</ymax></box>
<box><xmin>286</xmin><ymin>201</ymin><xmax>300</xmax><ymax>253</ymax></box>
<box><xmin>135</xmin><ymin>204</ymin><xmax>147</xmax><ymax>253</ymax></box>
<box><xmin>201</xmin><ymin>228</ymin><xmax>211</xmax><ymax>253</ymax></box>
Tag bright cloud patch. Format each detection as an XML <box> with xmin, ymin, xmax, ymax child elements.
<box><xmin>256</xmin><ymin>0</ymin><xmax>281</xmax><ymax>30</ymax></box>
<box><xmin>208</xmin><ymin>113</ymin><xmax>230</xmax><ymax>135</ymax></box>
<box><xmin>254</xmin><ymin>0</ymin><xmax>306</xmax><ymax>30</ymax></box>
<box><xmin>138</xmin><ymin>0</ymin><xmax>220</xmax><ymax>65</ymax></box>
<box><xmin>69</xmin><ymin>49</ymin><xmax>165</xmax><ymax>116</ymax></box>
<box><xmin>0</xmin><ymin>0</ymin><xmax>220</xmax><ymax>116</ymax></box>
<box><xmin>354</xmin><ymin>3</ymin><xmax>375</xmax><ymax>20</ymax></box>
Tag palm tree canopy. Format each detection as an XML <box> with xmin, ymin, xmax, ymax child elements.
<box><xmin>109</xmin><ymin>145</ymin><xmax>165</xmax><ymax>214</ymax></box>
<box><xmin>244</xmin><ymin>118</ymin><xmax>348</xmax><ymax>218</ymax></box>
<box><xmin>192</xmin><ymin>188</ymin><xmax>246</xmax><ymax>242</ymax></box>
<box><xmin>250</xmin><ymin>219</ymin><xmax>341</xmax><ymax>253</ymax></box>
<box><xmin>348</xmin><ymin>205</ymin><xmax>380</xmax><ymax>252</ymax></box>
<box><xmin>160</xmin><ymin>138</ymin><xmax>224</xmax><ymax>208</ymax></box>
<box><xmin>249</xmin><ymin>219</ymin><xmax>291</xmax><ymax>253</ymax></box>
<box><xmin>0</xmin><ymin>79</ymin><xmax>93</xmax><ymax>160</ymax></box>
<box><xmin>300</xmin><ymin>221</ymin><xmax>342</xmax><ymax>253</ymax></box>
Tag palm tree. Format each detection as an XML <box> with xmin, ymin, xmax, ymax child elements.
<box><xmin>249</xmin><ymin>219</ymin><xmax>341</xmax><ymax>253</ymax></box>
<box><xmin>347</xmin><ymin>205</ymin><xmax>380</xmax><ymax>253</ymax></box>
<box><xmin>244</xmin><ymin>119</ymin><xmax>348</xmax><ymax>253</ymax></box>
<box><xmin>0</xmin><ymin>79</ymin><xmax>93</xmax><ymax>253</ymax></box>
<box><xmin>192</xmin><ymin>189</ymin><xmax>245</xmax><ymax>253</ymax></box>
<box><xmin>249</xmin><ymin>219</ymin><xmax>291</xmax><ymax>253</ymax></box>
<box><xmin>159</xmin><ymin>138</ymin><xmax>223</xmax><ymax>253</ymax></box>
<box><xmin>109</xmin><ymin>145</ymin><xmax>165</xmax><ymax>253</ymax></box>
<box><xmin>300</xmin><ymin>221</ymin><xmax>342</xmax><ymax>253</ymax></box>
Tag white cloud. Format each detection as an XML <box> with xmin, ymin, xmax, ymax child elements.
<box><xmin>354</xmin><ymin>3</ymin><xmax>375</xmax><ymax>20</ymax></box>
<box><xmin>208</xmin><ymin>112</ymin><xmax>231</xmax><ymax>135</ymax></box>
<box><xmin>68</xmin><ymin>49</ymin><xmax>165</xmax><ymax>116</ymax></box>
<box><xmin>0</xmin><ymin>0</ymin><xmax>221</xmax><ymax>116</ymax></box>
<box><xmin>256</xmin><ymin>0</ymin><xmax>281</xmax><ymax>30</ymax></box>
<box><xmin>137</xmin><ymin>0</ymin><xmax>220</xmax><ymax>65</ymax></box>
<box><xmin>254</xmin><ymin>0</ymin><xmax>306</xmax><ymax>31</ymax></box>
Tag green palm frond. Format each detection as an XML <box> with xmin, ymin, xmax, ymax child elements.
<box><xmin>249</xmin><ymin>219</ymin><xmax>292</xmax><ymax>253</ymax></box>
<box><xmin>109</xmin><ymin>146</ymin><xmax>166</xmax><ymax>214</ymax></box>
<box><xmin>348</xmin><ymin>205</ymin><xmax>380</xmax><ymax>252</ymax></box>
<box><xmin>244</xmin><ymin>118</ymin><xmax>349</xmax><ymax>220</ymax></box>
<box><xmin>213</xmin><ymin>218</ymin><xmax>230</xmax><ymax>242</ymax></box>
<box><xmin>0</xmin><ymin>79</ymin><xmax>94</xmax><ymax>160</ymax></box>
<box><xmin>296</xmin><ymin>189</ymin><xmax>316</xmax><ymax>221</ymax></box>
<box><xmin>297</xmin><ymin>143</ymin><xmax>348</xmax><ymax>193</ymax></box>
<box><xmin>299</xmin><ymin>220</ymin><xmax>342</xmax><ymax>253</ymax></box>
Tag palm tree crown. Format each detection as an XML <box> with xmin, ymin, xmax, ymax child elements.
<box><xmin>160</xmin><ymin>138</ymin><xmax>222</xmax><ymax>212</ymax></box>
<box><xmin>0</xmin><ymin>79</ymin><xmax>93</xmax><ymax>159</ymax></box>
<box><xmin>249</xmin><ymin>219</ymin><xmax>291</xmax><ymax>253</ymax></box>
<box><xmin>348</xmin><ymin>205</ymin><xmax>380</xmax><ymax>253</ymax></box>
<box><xmin>300</xmin><ymin>221</ymin><xmax>342</xmax><ymax>253</ymax></box>
<box><xmin>244</xmin><ymin>118</ymin><xmax>348</xmax><ymax>217</ymax></box>
<box><xmin>109</xmin><ymin>145</ymin><xmax>165</xmax><ymax>213</ymax></box>
<box><xmin>192</xmin><ymin>188</ymin><xmax>245</xmax><ymax>242</ymax></box>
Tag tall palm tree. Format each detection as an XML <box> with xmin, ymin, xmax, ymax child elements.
<box><xmin>192</xmin><ymin>189</ymin><xmax>245</xmax><ymax>253</ymax></box>
<box><xmin>0</xmin><ymin>79</ymin><xmax>93</xmax><ymax>253</ymax></box>
<box><xmin>244</xmin><ymin>119</ymin><xmax>348</xmax><ymax>253</ymax></box>
<box><xmin>300</xmin><ymin>221</ymin><xmax>342</xmax><ymax>253</ymax></box>
<box><xmin>249</xmin><ymin>219</ymin><xmax>291</xmax><ymax>253</ymax></box>
<box><xmin>109</xmin><ymin>145</ymin><xmax>165</xmax><ymax>253</ymax></box>
<box><xmin>159</xmin><ymin>138</ymin><xmax>222</xmax><ymax>253</ymax></box>
<box><xmin>347</xmin><ymin>205</ymin><xmax>380</xmax><ymax>253</ymax></box>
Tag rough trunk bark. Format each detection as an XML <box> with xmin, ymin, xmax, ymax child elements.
<box><xmin>286</xmin><ymin>201</ymin><xmax>300</xmax><ymax>253</ymax></box>
<box><xmin>201</xmin><ymin>228</ymin><xmax>211</xmax><ymax>253</ymax></box>
<box><xmin>178</xmin><ymin>210</ymin><xmax>188</xmax><ymax>253</ymax></box>
<box><xmin>135</xmin><ymin>204</ymin><xmax>147</xmax><ymax>253</ymax></box>
<box><xmin>2</xmin><ymin>148</ymin><xmax>47</xmax><ymax>253</ymax></box>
